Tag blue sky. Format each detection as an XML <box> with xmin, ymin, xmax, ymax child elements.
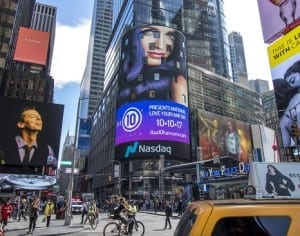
<box><xmin>36</xmin><ymin>0</ymin><xmax>272</xmax><ymax>159</ymax></box>
<box><xmin>36</xmin><ymin>0</ymin><xmax>94</xmax><ymax>158</ymax></box>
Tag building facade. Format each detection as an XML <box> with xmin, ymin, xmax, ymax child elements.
<box><xmin>249</xmin><ymin>78</ymin><xmax>270</xmax><ymax>94</ymax></box>
<box><xmin>89</xmin><ymin>63</ymin><xmax>264</xmax><ymax>200</ymax></box>
<box><xmin>0</xmin><ymin>0</ymin><xmax>34</xmax><ymax>88</ymax></box>
<box><xmin>84</xmin><ymin>0</ymin><xmax>264</xmax><ymax>201</ymax></box>
<box><xmin>78</xmin><ymin>0</ymin><xmax>114</xmax><ymax>120</ymax></box>
<box><xmin>0</xmin><ymin>1</ymin><xmax>55</xmax><ymax>102</ymax></box>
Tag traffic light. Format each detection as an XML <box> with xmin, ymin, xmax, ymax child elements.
<box><xmin>291</xmin><ymin>123</ymin><xmax>300</xmax><ymax>137</ymax></box>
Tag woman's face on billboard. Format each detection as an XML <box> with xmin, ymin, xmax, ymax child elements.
<box><xmin>140</xmin><ymin>26</ymin><xmax>175</xmax><ymax>66</ymax></box>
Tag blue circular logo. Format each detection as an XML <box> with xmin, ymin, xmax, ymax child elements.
<box><xmin>122</xmin><ymin>107</ymin><xmax>142</xmax><ymax>132</ymax></box>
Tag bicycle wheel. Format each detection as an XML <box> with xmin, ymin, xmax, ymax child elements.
<box><xmin>90</xmin><ymin>216</ymin><xmax>97</xmax><ymax>230</ymax></box>
<box><xmin>103</xmin><ymin>222</ymin><xmax>120</xmax><ymax>236</ymax></box>
<box><xmin>131</xmin><ymin>221</ymin><xmax>145</xmax><ymax>236</ymax></box>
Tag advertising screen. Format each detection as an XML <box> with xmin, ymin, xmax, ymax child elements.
<box><xmin>13</xmin><ymin>27</ymin><xmax>50</xmax><ymax>65</ymax></box>
<box><xmin>198</xmin><ymin>111</ymin><xmax>252</xmax><ymax>168</ymax></box>
<box><xmin>267</xmin><ymin>25</ymin><xmax>300</xmax><ymax>148</ymax></box>
<box><xmin>257</xmin><ymin>0</ymin><xmax>300</xmax><ymax>44</ymax></box>
<box><xmin>77</xmin><ymin>118</ymin><xmax>91</xmax><ymax>150</ymax></box>
<box><xmin>115</xmin><ymin>25</ymin><xmax>190</xmax><ymax>160</ymax></box>
<box><xmin>0</xmin><ymin>97</ymin><xmax>63</xmax><ymax>190</ymax></box>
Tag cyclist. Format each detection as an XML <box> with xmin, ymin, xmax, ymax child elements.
<box><xmin>113</xmin><ymin>197</ymin><xmax>128</xmax><ymax>228</ymax></box>
<box><xmin>84</xmin><ymin>200</ymin><xmax>97</xmax><ymax>224</ymax></box>
<box><xmin>127</xmin><ymin>200</ymin><xmax>137</xmax><ymax>234</ymax></box>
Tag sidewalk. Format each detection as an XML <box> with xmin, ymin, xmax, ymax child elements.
<box><xmin>5</xmin><ymin>214</ymin><xmax>88</xmax><ymax>236</ymax></box>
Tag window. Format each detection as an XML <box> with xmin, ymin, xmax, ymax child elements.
<box><xmin>143</xmin><ymin>57</ymin><xmax>148</xmax><ymax>64</ymax></box>
<box><xmin>149</xmin><ymin>43</ymin><xmax>155</xmax><ymax>50</ymax></box>
<box><xmin>153</xmin><ymin>31</ymin><xmax>160</xmax><ymax>38</ymax></box>
<box><xmin>173</xmin><ymin>207</ymin><xmax>197</xmax><ymax>236</ymax></box>
<box><xmin>212</xmin><ymin>216</ymin><xmax>290</xmax><ymax>236</ymax></box>
<box><xmin>167</xmin><ymin>44</ymin><xmax>172</xmax><ymax>52</ymax></box>
<box><xmin>149</xmin><ymin>90</ymin><xmax>155</xmax><ymax>98</ymax></box>
<box><xmin>154</xmin><ymin>73</ymin><xmax>160</xmax><ymax>81</ymax></box>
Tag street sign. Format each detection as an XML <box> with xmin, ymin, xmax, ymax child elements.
<box><xmin>60</xmin><ymin>161</ymin><xmax>72</xmax><ymax>165</ymax></box>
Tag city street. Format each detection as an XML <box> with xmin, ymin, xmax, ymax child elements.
<box><xmin>5</xmin><ymin>211</ymin><xmax>180</xmax><ymax>235</ymax></box>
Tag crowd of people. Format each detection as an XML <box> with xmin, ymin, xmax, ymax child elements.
<box><xmin>0</xmin><ymin>193</ymin><xmax>186</xmax><ymax>235</ymax></box>
<box><xmin>0</xmin><ymin>196</ymin><xmax>56</xmax><ymax>234</ymax></box>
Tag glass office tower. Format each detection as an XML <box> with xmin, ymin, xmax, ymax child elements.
<box><xmin>88</xmin><ymin>0</ymin><xmax>234</xmax><ymax>200</ymax></box>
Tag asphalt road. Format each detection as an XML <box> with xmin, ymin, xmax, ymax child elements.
<box><xmin>75</xmin><ymin>211</ymin><xmax>179</xmax><ymax>235</ymax></box>
<box><xmin>6</xmin><ymin>211</ymin><xmax>180</xmax><ymax>236</ymax></box>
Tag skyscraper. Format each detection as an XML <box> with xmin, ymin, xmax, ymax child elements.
<box><xmin>0</xmin><ymin>1</ymin><xmax>56</xmax><ymax>102</ymax></box>
<box><xmin>78</xmin><ymin>0</ymin><xmax>113</xmax><ymax>120</ymax></box>
<box><xmin>84</xmin><ymin>0</ymin><xmax>263</xmax><ymax>199</ymax></box>
<box><xmin>31</xmin><ymin>2</ymin><xmax>57</xmax><ymax>73</ymax></box>
<box><xmin>0</xmin><ymin>0</ymin><xmax>34</xmax><ymax>87</ymax></box>
<box><xmin>249</xmin><ymin>79</ymin><xmax>270</xmax><ymax>94</ymax></box>
<box><xmin>228</xmin><ymin>31</ymin><xmax>248</xmax><ymax>87</ymax></box>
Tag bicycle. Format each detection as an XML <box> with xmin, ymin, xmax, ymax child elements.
<box><xmin>87</xmin><ymin>213</ymin><xmax>98</xmax><ymax>230</ymax></box>
<box><xmin>103</xmin><ymin>216</ymin><xmax>145</xmax><ymax>236</ymax></box>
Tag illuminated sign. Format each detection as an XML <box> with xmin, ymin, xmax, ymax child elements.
<box><xmin>198</xmin><ymin>110</ymin><xmax>252</xmax><ymax>165</ymax></box>
<box><xmin>0</xmin><ymin>96</ymin><xmax>63</xmax><ymax>172</ymax></box>
<box><xmin>77</xmin><ymin>118</ymin><xmax>91</xmax><ymax>150</ymax></box>
<box><xmin>115</xmin><ymin>25</ymin><xmax>189</xmax><ymax>160</ymax></box>
<box><xmin>203</xmin><ymin>162</ymin><xmax>250</xmax><ymax>178</ymax></box>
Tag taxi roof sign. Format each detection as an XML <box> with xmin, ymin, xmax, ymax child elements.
<box><xmin>245</xmin><ymin>162</ymin><xmax>300</xmax><ymax>200</ymax></box>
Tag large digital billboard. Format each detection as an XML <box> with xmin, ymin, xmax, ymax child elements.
<box><xmin>198</xmin><ymin>111</ymin><xmax>252</xmax><ymax>167</ymax></box>
<box><xmin>13</xmin><ymin>27</ymin><xmax>50</xmax><ymax>65</ymax></box>
<box><xmin>0</xmin><ymin>97</ymin><xmax>64</xmax><ymax>189</ymax></box>
<box><xmin>115</xmin><ymin>25</ymin><xmax>189</xmax><ymax>160</ymax></box>
<box><xmin>257</xmin><ymin>0</ymin><xmax>300</xmax><ymax>44</ymax></box>
<box><xmin>267</xmin><ymin>25</ymin><xmax>300</xmax><ymax>147</ymax></box>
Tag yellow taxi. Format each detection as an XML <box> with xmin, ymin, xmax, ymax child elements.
<box><xmin>174</xmin><ymin>162</ymin><xmax>300</xmax><ymax>236</ymax></box>
<box><xmin>174</xmin><ymin>198</ymin><xmax>300</xmax><ymax>236</ymax></box>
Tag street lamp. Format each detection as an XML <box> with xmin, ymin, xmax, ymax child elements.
<box><xmin>63</xmin><ymin>96</ymin><xmax>90</xmax><ymax>226</ymax></box>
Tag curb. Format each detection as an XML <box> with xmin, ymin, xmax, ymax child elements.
<box><xmin>139</xmin><ymin>211</ymin><xmax>181</xmax><ymax>219</ymax></box>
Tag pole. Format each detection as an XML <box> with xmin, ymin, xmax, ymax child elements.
<box><xmin>113</xmin><ymin>160</ymin><xmax>121</xmax><ymax>196</ymax></box>
<box><xmin>64</xmin><ymin>147</ymin><xmax>76</xmax><ymax>226</ymax></box>
<box><xmin>63</xmin><ymin>96</ymin><xmax>83</xmax><ymax>226</ymax></box>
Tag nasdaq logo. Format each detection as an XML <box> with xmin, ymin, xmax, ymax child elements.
<box><xmin>125</xmin><ymin>142</ymin><xmax>139</xmax><ymax>158</ymax></box>
<box><xmin>125</xmin><ymin>142</ymin><xmax>172</xmax><ymax>158</ymax></box>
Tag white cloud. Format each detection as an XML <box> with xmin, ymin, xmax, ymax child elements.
<box><xmin>224</xmin><ymin>0</ymin><xmax>273</xmax><ymax>88</ymax></box>
<box><xmin>51</xmin><ymin>2</ymin><xmax>273</xmax><ymax>89</ymax></box>
<box><xmin>51</xmin><ymin>18</ymin><xmax>91</xmax><ymax>87</ymax></box>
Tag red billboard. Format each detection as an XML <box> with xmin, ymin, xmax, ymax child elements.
<box><xmin>13</xmin><ymin>27</ymin><xmax>50</xmax><ymax>65</ymax></box>
<box><xmin>257</xmin><ymin>0</ymin><xmax>300</xmax><ymax>44</ymax></box>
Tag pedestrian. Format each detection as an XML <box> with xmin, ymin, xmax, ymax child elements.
<box><xmin>43</xmin><ymin>199</ymin><xmax>54</xmax><ymax>227</ymax></box>
<box><xmin>18</xmin><ymin>198</ymin><xmax>27</xmax><ymax>221</ymax></box>
<box><xmin>177</xmin><ymin>199</ymin><xmax>183</xmax><ymax>216</ymax></box>
<box><xmin>163</xmin><ymin>201</ymin><xmax>172</xmax><ymax>230</ymax></box>
<box><xmin>0</xmin><ymin>200</ymin><xmax>13</xmax><ymax>231</ymax></box>
<box><xmin>81</xmin><ymin>200</ymin><xmax>87</xmax><ymax>224</ymax></box>
<box><xmin>27</xmin><ymin>198</ymin><xmax>40</xmax><ymax>234</ymax></box>
<box><xmin>127</xmin><ymin>200</ymin><xmax>137</xmax><ymax>234</ymax></box>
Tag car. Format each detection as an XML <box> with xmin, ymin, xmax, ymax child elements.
<box><xmin>174</xmin><ymin>162</ymin><xmax>300</xmax><ymax>236</ymax></box>
<box><xmin>71</xmin><ymin>200</ymin><xmax>83</xmax><ymax>214</ymax></box>
<box><xmin>174</xmin><ymin>198</ymin><xmax>300</xmax><ymax>236</ymax></box>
